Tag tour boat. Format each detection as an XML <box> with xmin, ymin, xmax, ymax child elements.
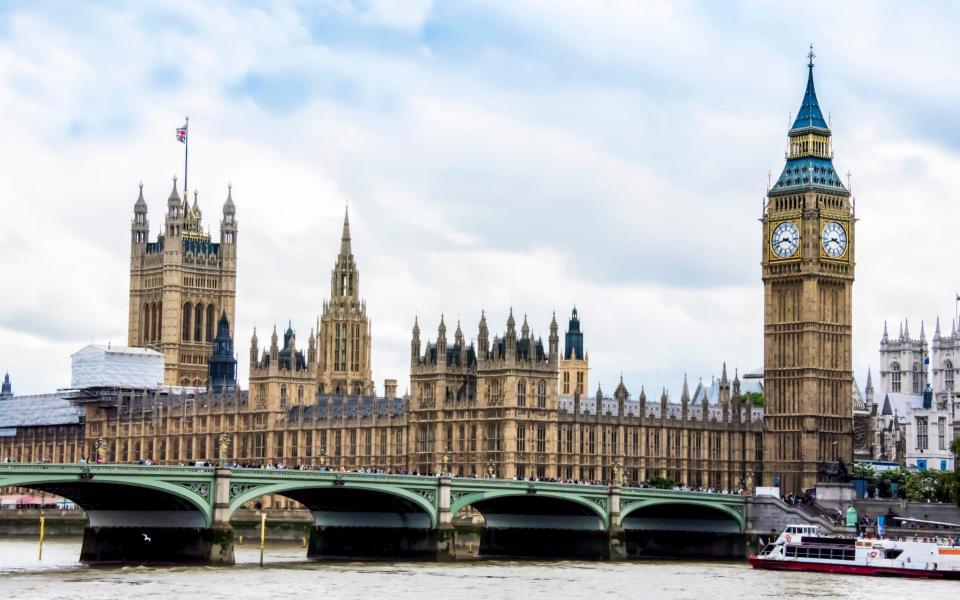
<box><xmin>750</xmin><ymin>524</ymin><xmax>960</xmax><ymax>579</ymax></box>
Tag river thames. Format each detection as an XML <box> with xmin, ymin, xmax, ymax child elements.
<box><xmin>0</xmin><ymin>538</ymin><xmax>955</xmax><ymax>599</ymax></box>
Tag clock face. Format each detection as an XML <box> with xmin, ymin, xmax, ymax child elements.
<box><xmin>771</xmin><ymin>221</ymin><xmax>800</xmax><ymax>258</ymax></box>
<box><xmin>821</xmin><ymin>221</ymin><xmax>847</xmax><ymax>258</ymax></box>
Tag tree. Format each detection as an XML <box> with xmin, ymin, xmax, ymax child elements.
<box><xmin>852</xmin><ymin>463</ymin><xmax>876</xmax><ymax>482</ymax></box>
<box><xmin>742</xmin><ymin>392</ymin><xmax>763</xmax><ymax>407</ymax></box>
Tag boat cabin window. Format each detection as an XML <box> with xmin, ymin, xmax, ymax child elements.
<box><xmin>884</xmin><ymin>549</ymin><xmax>903</xmax><ymax>559</ymax></box>
<box><xmin>784</xmin><ymin>546</ymin><xmax>855</xmax><ymax>561</ymax></box>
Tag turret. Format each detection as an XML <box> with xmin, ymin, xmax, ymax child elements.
<box><xmin>719</xmin><ymin>362</ymin><xmax>730</xmax><ymax>404</ymax></box>
<box><xmin>132</xmin><ymin>182</ymin><xmax>149</xmax><ymax>247</ymax></box>
<box><xmin>564</xmin><ymin>307</ymin><xmax>584</xmax><ymax>360</ymax></box>
<box><xmin>0</xmin><ymin>372</ymin><xmax>12</xmax><ymax>399</ymax></box>
<box><xmin>614</xmin><ymin>375</ymin><xmax>628</xmax><ymax>417</ymax></box>
<box><xmin>270</xmin><ymin>325</ymin><xmax>279</xmax><ymax>362</ymax></box>
<box><xmin>454</xmin><ymin>319</ymin><xmax>465</xmax><ymax>351</ymax></box>
<box><xmin>221</xmin><ymin>183</ymin><xmax>237</xmax><ymax>249</ymax></box>
<box><xmin>505</xmin><ymin>309</ymin><xmax>517</xmax><ymax>359</ymax></box>
<box><xmin>477</xmin><ymin>311</ymin><xmax>489</xmax><ymax>360</ymax></box>
<box><xmin>250</xmin><ymin>328</ymin><xmax>259</xmax><ymax>368</ymax></box>
<box><xmin>521</xmin><ymin>314</ymin><xmax>530</xmax><ymax>340</ymax></box>
<box><xmin>166</xmin><ymin>176</ymin><xmax>183</xmax><ymax>238</ymax></box>
<box><xmin>437</xmin><ymin>315</ymin><xmax>448</xmax><ymax>367</ymax></box>
<box><xmin>548</xmin><ymin>312</ymin><xmax>559</xmax><ymax>362</ymax></box>
<box><xmin>864</xmin><ymin>367</ymin><xmax>875</xmax><ymax>407</ymax></box>
<box><xmin>881</xmin><ymin>320</ymin><xmax>889</xmax><ymax>345</ymax></box>
<box><xmin>307</xmin><ymin>327</ymin><xmax>316</xmax><ymax>364</ymax></box>
<box><xmin>208</xmin><ymin>311</ymin><xmax>237</xmax><ymax>392</ymax></box>
<box><xmin>411</xmin><ymin>317</ymin><xmax>421</xmax><ymax>364</ymax></box>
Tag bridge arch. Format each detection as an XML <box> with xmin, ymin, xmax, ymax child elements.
<box><xmin>0</xmin><ymin>473</ymin><xmax>213</xmax><ymax>527</ymax></box>
<box><xmin>227</xmin><ymin>481</ymin><xmax>438</xmax><ymax>528</ymax></box>
<box><xmin>452</xmin><ymin>489</ymin><xmax>609</xmax><ymax>530</ymax></box>
<box><xmin>620</xmin><ymin>498</ymin><xmax>744</xmax><ymax>533</ymax></box>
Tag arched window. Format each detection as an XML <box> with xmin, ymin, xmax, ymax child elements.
<box><xmin>912</xmin><ymin>362</ymin><xmax>921</xmax><ymax>394</ymax></box>
<box><xmin>257</xmin><ymin>384</ymin><xmax>265</xmax><ymax>403</ymax></box>
<box><xmin>206</xmin><ymin>304</ymin><xmax>215</xmax><ymax>341</ymax></box>
<box><xmin>182</xmin><ymin>302</ymin><xmax>192</xmax><ymax>341</ymax></box>
<box><xmin>194</xmin><ymin>303</ymin><xmax>203</xmax><ymax>342</ymax></box>
<box><xmin>424</xmin><ymin>384</ymin><xmax>433</xmax><ymax>402</ymax></box>
<box><xmin>297</xmin><ymin>385</ymin><xmax>304</xmax><ymax>403</ymax></box>
<box><xmin>143</xmin><ymin>303</ymin><xmax>151</xmax><ymax>342</ymax></box>
<box><xmin>354</xmin><ymin>383</ymin><xmax>362</xmax><ymax>395</ymax></box>
<box><xmin>537</xmin><ymin>379</ymin><xmax>547</xmax><ymax>408</ymax></box>
<box><xmin>517</xmin><ymin>379</ymin><xmax>526</xmax><ymax>407</ymax></box>
<box><xmin>945</xmin><ymin>361</ymin><xmax>954</xmax><ymax>392</ymax></box>
<box><xmin>280</xmin><ymin>385</ymin><xmax>288</xmax><ymax>407</ymax></box>
<box><xmin>890</xmin><ymin>362</ymin><xmax>901</xmax><ymax>393</ymax></box>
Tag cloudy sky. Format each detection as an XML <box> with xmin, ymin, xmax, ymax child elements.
<box><xmin>2</xmin><ymin>1</ymin><xmax>959</xmax><ymax>397</ymax></box>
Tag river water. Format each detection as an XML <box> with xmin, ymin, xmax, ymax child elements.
<box><xmin>0</xmin><ymin>538</ymin><xmax>955</xmax><ymax>599</ymax></box>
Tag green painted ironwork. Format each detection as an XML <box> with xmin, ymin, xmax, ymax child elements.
<box><xmin>0</xmin><ymin>464</ymin><xmax>747</xmax><ymax>533</ymax></box>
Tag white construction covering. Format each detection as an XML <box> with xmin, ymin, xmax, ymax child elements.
<box><xmin>71</xmin><ymin>344</ymin><xmax>164</xmax><ymax>389</ymax></box>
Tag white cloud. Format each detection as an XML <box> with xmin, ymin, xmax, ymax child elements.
<box><xmin>1</xmin><ymin>1</ymin><xmax>959</xmax><ymax>400</ymax></box>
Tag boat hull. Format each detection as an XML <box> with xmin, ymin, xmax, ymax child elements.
<box><xmin>750</xmin><ymin>556</ymin><xmax>960</xmax><ymax>579</ymax></box>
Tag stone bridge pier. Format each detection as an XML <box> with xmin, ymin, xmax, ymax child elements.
<box><xmin>80</xmin><ymin>466</ymin><xmax>235</xmax><ymax>565</ymax></box>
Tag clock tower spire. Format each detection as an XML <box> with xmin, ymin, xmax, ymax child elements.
<box><xmin>762</xmin><ymin>47</ymin><xmax>854</xmax><ymax>492</ymax></box>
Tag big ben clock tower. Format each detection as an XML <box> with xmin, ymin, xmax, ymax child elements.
<box><xmin>762</xmin><ymin>47</ymin><xmax>854</xmax><ymax>492</ymax></box>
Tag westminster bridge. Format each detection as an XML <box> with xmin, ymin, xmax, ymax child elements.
<box><xmin>0</xmin><ymin>463</ymin><xmax>752</xmax><ymax>564</ymax></box>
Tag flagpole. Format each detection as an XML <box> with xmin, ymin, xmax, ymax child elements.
<box><xmin>183</xmin><ymin>116</ymin><xmax>189</xmax><ymax>194</ymax></box>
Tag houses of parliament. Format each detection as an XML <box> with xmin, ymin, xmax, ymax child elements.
<box><xmin>0</xmin><ymin>53</ymin><xmax>856</xmax><ymax>494</ymax></box>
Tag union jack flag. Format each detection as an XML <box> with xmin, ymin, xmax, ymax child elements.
<box><xmin>176</xmin><ymin>123</ymin><xmax>188</xmax><ymax>143</ymax></box>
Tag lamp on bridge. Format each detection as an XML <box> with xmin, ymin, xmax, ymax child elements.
<box><xmin>612</xmin><ymin>459</ymin><xmax>625</xmax><ymax>486</ymax></box>
<box><xmin>217</xmin><ymin>434</ymin><xmax>230</xmax><ymax>464</ymax></box>
<box><xmin>319</xmin><ymin>451</ymin><xmax>327</xmax><ymax>470</ymax></box>
<box><xmin>94</xmin><ymin>438</ymin><xmax>105</xmax><ymax>464</ymax></box>
<box><xmin>486</xmin><ymin>457</ymin><xmax>496</xmax><ymax>479</ymax></box>
<box><xmin>441</xmin><ymin>448</ymin><xmax>451</xmax><ymax>476</ymax></box>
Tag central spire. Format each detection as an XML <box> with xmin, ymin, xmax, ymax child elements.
<box><xmin>340</xmin><ymin>205</ymin><xmax>352</xmax><ymax>257</ymax></box>
<box><xmin>791</xmin><ymin>44</ymin><xmax>828</xmax><ymax>132</ymax></box>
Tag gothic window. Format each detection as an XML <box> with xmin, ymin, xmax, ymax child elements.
<box><xmin>537</xmin><ymin>425</ymin><xmax>546</xmax><ymax>453</ymax></box>
<box><xmin>517</xmin><ymin>379</ymin><xmax>526</xmax><ymax>407</ymax></box>
<box><xmin>194</xmin><ymin>303</ymin><xmax>203</xmax><ymax>342</ymax></box>
<box><xmin>489</xmin><ymin>380</ymin><xmax>500</xmax><ymax>405</ymax></box>
<box><xmin>912</xmin><ymin>362</ymin><xmax>921</xmax><ymax>394</ymax></box>
<box><xmin>182</xmin><ymin>302</ymin><xmax>192</xmax><ymax>341</ymax></box>
<box><xmin>890</xmin><ymin>362</ymin><xmax>901</xmax><ymax>393</ymax></box>
<box><xmin>423</xmin><ymin>384</ymin><xmax>433</xmax><ymax>403</ymax></box>
<box><xmin>588</xmin><ymin>429</ymin><xmax>596</xmax><ymax>454</ymax></box>
<box><xmin>280</xmin><ymin>385</ymin><xmax>287</xmax><ymax>408</ymax></box>
<box><xmin>946</xmin><ymin>361</ymin><xmax>955</xmax><ymax>391</ymax></box>
<box><xmin>205</xmin><ymin>304</ymin><xmax>215</xmax><ymax>342</ymax></box>
<box><xmin>516</xmin><ymin>423</ymin><xmax>526</xmax><ymax>452</ymax></box>
<box><xmin>916</xmin><ymin>416</ymin><xmax>928</xmax><ymax>450</ymax></box>
<box><xmin>537</xmin><ymin>380</ymin><xmax>547</xmax><ymax>408</ymax></box>
<box><xmin>354</xmin><ymin>383</ymin><xmax>362</xmax><ymax>396</ymax></box>
<box><xmin>562</xmin><ymin>372</ymin><xmax>570</xmax><ymax>395</ymax></box>
<box><xmin>297</xmin><ymin>386</ymin><xmax>304</xmax><ymax>403</ymax></box>
<box><xmin>939</xmin><ymin>417</ymin><xmax>947</xmax><ymax>450</ymax></box>
<box><xmin>576</xmin><ymin>371</ymin><xmax>584</xmax><ymax>394</ymax></box>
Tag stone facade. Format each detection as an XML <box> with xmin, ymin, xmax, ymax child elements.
<box><xmin>127</xmin><ymin>180</ymin><xmax>237</xmax><ymax>386</ymax></box>
<box><xmin>761</xmin><ymin>54</ymin><xmax>854</xmax><ymax>492</ymax></box>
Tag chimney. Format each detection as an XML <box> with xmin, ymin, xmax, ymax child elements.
<box><xmin>384</xmin><ymin>378</ymin><xmax>397</xmax><ymax>399</ymax></box>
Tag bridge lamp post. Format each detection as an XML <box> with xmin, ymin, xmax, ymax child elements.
<box><xmin>217</xmin><ymin>434</ymin><xmax>230</xmax><ymax>465</ymax></box>
<box><xmin>319</xmin><ymin>451</ymin><xmax>327</xmax><ymax>470</ymax></box>
<box><xmin>94</xmin><ymin>438</ymin><xmax>105</xmax><ymax>464</ymax></box>
<box><xmin>612</xmin><ymin>459</ymin><xmax>624</xmax><ymax>486</ymax></box>
<box><xmin>441</xmin><ymin>449</ymin><xmax>451</xmax><ymax>477</ymax></box>
<box><xmin>486</xmin><ymin>458</ymin><xmax>496</xmax><ymax>479</ymax></box>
